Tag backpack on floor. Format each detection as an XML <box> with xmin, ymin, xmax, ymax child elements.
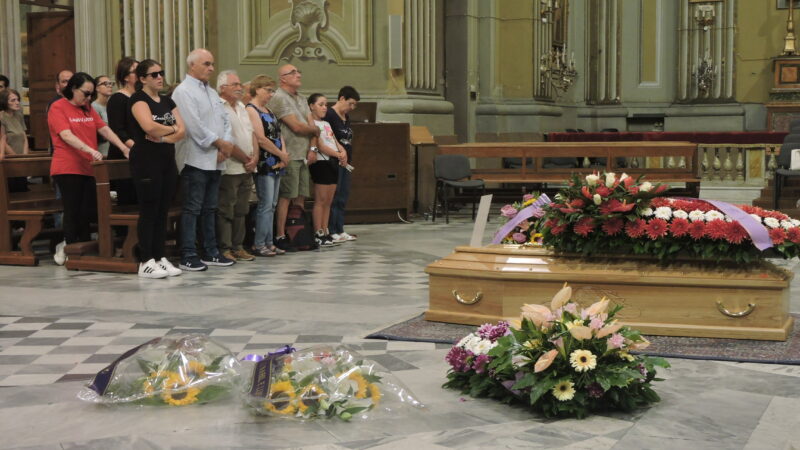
<box><xmin>285</xmin><ymin>204</ymin><xmax>318</xmax><ymax>251</ymax></box>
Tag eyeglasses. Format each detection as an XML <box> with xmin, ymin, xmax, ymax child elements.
<box><xmin>79</xmin><ymin>89</ymin><xmax>93</xmax><ymax>97</ymax></box>
<box><xmin>98</xmin><ymin>81</ymin><xmax>115</xmax><ymax>87</ymax></box>
<box><xmin>280</xmin><ymin>69</ymin><xmax>302</xmax><ymax>77</ymax></box>
<box><xmin>145</xmin><ymin>71</ymin><xmax>165</xmax><ymax>79</ymax></box>
<box><xmin>222</xmin><ymin>82</ymin><xmax>243</xmax><ymax>88</ymax></box>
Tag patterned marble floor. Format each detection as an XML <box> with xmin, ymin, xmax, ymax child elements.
<box><xmin>1</xmin><ymin>217</ymin><xmax>800</xmax><ymax>449</ymax></box>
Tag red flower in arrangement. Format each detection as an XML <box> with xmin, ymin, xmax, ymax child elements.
<box><xmin>581</xmin><ymin>186</ymin><xmax>593</xmax><ymax>199</ymax></box>
<box><xmin>788</xmin><ymin>227</ymin><xmax>800</xmax><ymax>244</ymax></box>
<box><xmin>687</xmin><ymin>221</ymin><xmax>707</xmax><ymax>240</ymax></box>
<box><xmin>599</xmin><ymin>199</ymin><xmax>636</xmax><ymax>215</ymax></box>
<box><xmin>569</xmin><ymin>199</ymin><xmax>586</xmax><ymax>209</ymax></box>
<box><xmin>625</xmin><ymin>219</ymin><xmax>647</xmax><ymax>238</ymax></box>
<box><xmin>550</xmin><ymin>223</ymin><xmax>568</xmax><ymax>235</ymax></box>
<box><xmin>769</xmin><ymin>228</ymin><xmax>787</xmax><ymax>245</ymax></box>
<box><xmin>628</xmin><ymin>186</ymin><xmax>640</xmax><ymax>195</ymax></box>
<box><xmin>574</xmin><ymin>217</ymin><xmax>596</xmax><ymax>236</ymax></box>
<box><xmin>559</xmin><ymin>207</ymin><xmax>580</xmax><ymax>214</ymax></box>
<box><xmin>650</xmin><ymin>197</ymin><xmax>671</xmax><ymax>208</ymax></box>
<box><xmin>726</xmin><ymin>222</ymin><xmax>748</xmax><ymax>245</ymax></box>
<box><xmin>645</xmin><ymin>219</ymin><xmax>669</xmax><ymax>240</ymax></box>
<box><xmin>596</xmin><ymin>186</ymin><xmax>612</xmax><ymax>197</ymax></box>
<box><xmin>764</xmin><ymin>210</ymin><xmax>789</xmax><ymax>221</ymax></box>
<box><xmin>669</xmin><ymin>218</ymin><xmax>690</xmax><ymax>237</ymax></box>
<box><xmin>544</xmin><ymin>218</ymin><xmax>558</xmax><ymax>229</ymax></box>
<box><xmin>601</xmin><ymin>217</ymin><xmax>625</xmax><ymax>236</ymax></box>
<box><xmin>654</xmin><ymin>184</ymin><xmax>669</xmax><ymax>194</ymax></box>
<box><xmin>623</xmin><ymin>176</ymin><xmax>635</xmax><ymax>188</ymax></box>
<box><xmin>737</xmin><ymin>204</ymin><xmax>757</xmax><ymax>215</ymax></box>
<box><xmin>705</xmin><ymin>220</ymin><xmax>728</xmax><ymax>240</ymax></box>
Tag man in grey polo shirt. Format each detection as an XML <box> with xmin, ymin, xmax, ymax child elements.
<box><xmin>172</xmin><ymin>48</ymin><xmax>235</xmax><ymax>271</ymax></box>
<box><xmin>268</xmin><ymin>64</ymin><xmax>320</xmax><ymax>252</ymax></box>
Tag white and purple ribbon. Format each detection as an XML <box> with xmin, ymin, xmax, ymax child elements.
<box><xmin>491</xmin><ymin>194</ymin><xmax>552</xmax><ymax>244</ymax></box>
<box><xmin>674</xmin><ymin>197</ymin><xmax>773</xmax><ymax>251</ymax></box>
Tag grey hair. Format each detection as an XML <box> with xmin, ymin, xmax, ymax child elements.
<box><xmin>216</xmin><ymin>70</ymin><xmax>238</xmax><ymax>92</ymax></box>
<box><xmin>186</xmin><ymin>48</ymin><xmax>208</xmax><ymax>66</ymax></box>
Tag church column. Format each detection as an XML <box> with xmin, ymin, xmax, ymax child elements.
<box><xmin>0</xmin><ymin>0</ymin><xmax>23</xmax><ymax>89</ymax></box>
<box><xmin>585</xmin><ymin>0</ymin><xmax>621</xmax><ymax>104</ymax></box>
<box><xmin>74</xmin><ymin>0</ymin><xmax>111</xmax><ymax>76</ymax></box>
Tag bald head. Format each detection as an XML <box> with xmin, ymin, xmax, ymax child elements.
<box><xmin>277</xmin><ymin>64</ymin><xmax>302</xmax><ymax>93</ymax></box>
<box><xmin>186</xmin><ymin>48</ymin><xmax>215</xmax><ymax>83</ymax></box>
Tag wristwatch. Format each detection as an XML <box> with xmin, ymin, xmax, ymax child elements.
<box><xmin>309</xmin><ymin>146</ymin><xmax>319</xmax><ymax>153</ymax></box>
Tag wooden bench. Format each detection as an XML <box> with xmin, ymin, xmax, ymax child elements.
<box><xmin>0</xmin><ymin>157</ymin><xmax>62</xmax><ymax>266</ymax></box>
<box><xmin>65</xmin><ymin>160</ymin><xmax>180</xmax><ymax>273</ymax></box>
<box><xmin>438</xmin><ymin>141</ymin><xmax>700</xmax><ymax>196</ymax></box>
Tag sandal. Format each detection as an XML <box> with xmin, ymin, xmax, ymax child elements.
<box><xmin>252</xmin><ymin>246</ymin><xmax>277</xmax><ymax>257</ymax></box>
<box><xmin>270</xmin><ymin>245</ymin><xmax>286</xmax><ymax>255</ymax></box>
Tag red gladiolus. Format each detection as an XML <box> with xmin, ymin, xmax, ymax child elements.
<box><xmin>569</xmin><ymin>199</ymin><xmax>586</xmax><ymax>209</ymax></box>
<box><xmin>645</xmin><ymin>218</ymin><xmax>669</xmax><ymax>240</ymax></box>
<box><xmin>669</xmin><ymin>218</ymin><xmax>690</xmax><ymax>237</ymax></box>
<box><xmin>602</xmin><ymin>218</ymin><xmax>625</xmax><ymax>236</ymax></box>
<box><xmin>596</xmin><ymin>186</ymin><xmax>612</xmax><ymax>197</ymax></box>
<box><xmin>688</xmin><ymin>221</ymin><xmax>707</xmax><ymax>240</ymax></box>
<box><xmin>581</xmin><ymin>186</ymin><xmax>593</xmax><ymax>199</ymax></box>
<box><xmin>769</xmin><ymin>228</ymin><xmax>787</xmax><ymax>245</ymax></box>
<box><xmin>788</xmin><ymin>227</ymin><xmax>800</xmax><ymax>244</ymax></box>
<box><xmin>625</xmin><ymin>219</ymin><xmax>647</xmax><ymax>238</ymax></box>
<box><xmin>705</xmin><ymin>219</ymin><xmax>728</xmax><ymax>240</ymax></box>
<box><xmin>726</xmin><ymin>222</ymin><xmax>748</xmax><ymax>245</ymax></box>
<box><xmin>574</xmin><ymin>217</ymin><xmax>596</xmax><ymax>236</ymax></box>
<box><xmin>551</xmin><ymin>223</ymin><xmax>568</xmax><ymax>235</ymax></box>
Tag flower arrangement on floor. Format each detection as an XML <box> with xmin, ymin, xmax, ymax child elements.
<box><xmin>495</xmin><ymin>192</ymin><xmax>549</xmax><ymax>245</ymax></box>
<box><xmin>535</xmin><ymin>172</ymin><xmax>800</xmax><ymax>263</ymax></box>
<box><xmin>443</xmin><ymin>284</ymin><xmax>669</xmax><ymax>419</ymax></box>
<box><xmin>78</xmin><ymin>334</ymin><xmax>240</xmax><ymax>406</ymax></box>
<box><xmin>245</xmin><ymin>345</ymin><xmax>424</xmax><ymax>421</ymax></box>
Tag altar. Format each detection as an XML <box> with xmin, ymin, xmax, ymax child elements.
<box><xmin>425</xmin><ymin>245</ymin><xmax>794</xmax><ymax>341</ymax></box>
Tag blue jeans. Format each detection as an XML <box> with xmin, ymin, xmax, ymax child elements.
<box><xmin>254</xmin><ymin>173</ymin><xmax>281</xmax><ymax>248</ymax></box>
<box><xmin>328</xmin><ymin>165</ymin><xmax>351</xmax><ymax>234</ymax></box>
<box><xmin>180</xmin><ymin>165</ymin><xmax>221</xmax><ymax>258</ymax></box>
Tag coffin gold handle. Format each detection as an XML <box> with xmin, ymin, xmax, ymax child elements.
<box><xmin>716</xmin><ymin>301</ymin><xmax>755</xmax><ymax>318</ymax></box>
<box><xmin>452</xmin><ymin>290</ymin><xmax>483</xmax><ymax>305</ymax></box>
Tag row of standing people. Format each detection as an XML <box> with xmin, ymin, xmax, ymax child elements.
<box><xmin>43</xmin><ymin>48</ymin><xmax>360</xmax><ymax>278</ymax></box>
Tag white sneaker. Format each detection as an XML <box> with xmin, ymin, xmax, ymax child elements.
<box><xmin>330</xmin><ymin>233</ymin><xmax>346</xmax><ymax>243</ymax></box>
<box><xmin>138</xmin><ymin>258</ymin><xmax>168</xmax><ymax>279</ymax></box>
<box><xmin>340</xmin><ymin>232</ymin><xmax>357</xmax><ymax>241</ymax></box>
<box><xmin>54</xmin><ymin>240</ymin><xmax>67</xmax><ymax>266</ymax></box>
<box><xmin>158</xmin><ymin>257</ymin><xmax>182</xmax><ymax>277</ymax></box>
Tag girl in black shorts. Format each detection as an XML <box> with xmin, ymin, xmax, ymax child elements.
<box><xmin>307</xmin><ymin>93</ymin><xmax>347</xmax><ymax>247</ymax></box>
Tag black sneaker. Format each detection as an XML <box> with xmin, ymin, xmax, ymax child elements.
<box><xmin>324</xmin><ymin>234</ymin><xmax>342</xmax><ymax>246</ymax></box>
<box><xmin>274</xmin><ymin>235</ymin><xmax>297</xmax><ymax>252</ymax></box>
<box><xmin>179</xmin><ymin>256</ymin><xmax>208</xmax><ymax>272</ymax></box>
<box><xmin>315</xmin><ymin>232</ymin><xmax>337</xmax><ymax>247</ymax></box>
<box><xmin>202</xmin><ymin>254</ymin><xmax>236</xmax><ymax>266</ymax></box>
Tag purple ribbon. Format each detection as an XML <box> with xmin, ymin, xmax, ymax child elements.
<box><xmin>491</xmin><ymin>194</ymin><xmax>552</xmax><ymax>244</ymax></box>
<box><xmin>672</xmin><ymin>198</ymin><xmax>773</xmax><ymax>251</ymax></box>
<box><xmin>241</xmin><ymin>354</ymin><xmax>264</xmax><ymax>362</ymax></box>
<box><xmin>268</xmin><ymin>345</ymin><xmax>296</xmax><ymax>357</ymax></box>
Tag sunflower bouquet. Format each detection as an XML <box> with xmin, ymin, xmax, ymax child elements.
<box><xmin>78</xmin><ymin>334</ymin><xmax>240</xmax><ymax>406</ymax></box>
<box><xmin>495</xmin><ymin>192</ymin><xmax>547</xmax><ymax>245</ymax></box>
<box><xmin>443</xmin><ymin>284</ymin><xmax>670</xmax><ymax>419</ymax></box>
<box><xmin>246</xmin><ymin>345</ymin><xmax>424</xmax><ymax>421</ymax></box>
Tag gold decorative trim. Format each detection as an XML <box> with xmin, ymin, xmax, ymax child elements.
<box><xmin>716</xmin><ymin>301</ymin><xmax>756</xmax><ymax>318</ymax></box>
<box><xmin>452</xmin><ymin>290</ymin><xmax>483</xmax><ymax>305</ymax></box>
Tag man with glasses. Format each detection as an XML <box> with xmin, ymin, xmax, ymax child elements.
<box><xmin>171</xmin><ymin>48</ymin><xmax>236</xmax><ymax>271</ymax></box>
<box><xmin>216</xmin><ymin>70</ymin><xmax>258</xmax><ymax>262</ymax></box>
<box><xmin>268</xmin><ymin>64</ymin><xmax>320</xmax><ymax>252</ymax></box>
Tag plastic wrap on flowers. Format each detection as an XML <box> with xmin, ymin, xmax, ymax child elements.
<box><xmin>244</xmin><ymin>345</ymin><xmax>424</xmax><ymax>421</ymax></box>
<box><xmin>78</xmin><ymin>334</ymin><xmax>240</xmax><ymax>406</ymax></box>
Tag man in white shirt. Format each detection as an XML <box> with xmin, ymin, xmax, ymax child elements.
<box><xmin>172</xmin><ymin>48</ymin><xmax>235</xmax><ymax>271</ymax></box>
<box><xmin>217</xmin><ymin>70</ymin><xmax>258</xmax><ymax>262</ymax></box>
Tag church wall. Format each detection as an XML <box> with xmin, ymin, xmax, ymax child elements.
<box><xmin>735</xmin><ymin>2</ymin><xmax>787</xmax><ymax>105</ymax></box>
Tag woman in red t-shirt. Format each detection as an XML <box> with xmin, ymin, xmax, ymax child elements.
<box><xmin>48</xmin><ymin>72</ymin><xmax>130</xmax><ymax>261</ymax></box>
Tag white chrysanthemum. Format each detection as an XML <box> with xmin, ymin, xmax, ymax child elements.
<box><xmin>672</xmin><ymin>210</ymin><xmax>689</xmax><ymax>219</ymax></box>
<box><xmin>704</xmin><ymin>210</ymin><xmax>724</xmax><ymax>221</ymax></box>
<box><xmin>654</xmin><ymin>207</ymin><xmax>672</xmax><ymax>220</ymax></box>
<box><xmin>764</xmin><ymin>217</ymin><xmax>780</xmax><ymax>229</ymax></box>
<box><xmin>781</xmin><ymin>220</ymin><xmax>794</xmax><ymax>230</ymax></box>
<box><xmin>456</xmin><ymin>333</ymin><xmax>479</xmax><ymax>349</ymax></box>
<box><xmin>640</xmin><ymin>207</ymin><xmax>654</xmax><ymax>217</ymax></box>
<box><xmin>471</xmin><ymin>339</ymin><xmax>497</xmax><ymax>355</ymax></box>
<box><xmin>792</xmin><ymin>219</ymin><xmax>800</xmax><ymax>227</ymax></box>
<box><xmin>688</xmin><ymin>210</ymin><xmax>706</xmax><ymax>222</ymax></box>
<box><xmin>749</xmin><ymin>214</ymin><xmax>763</xmax><ymax>223</ymax></box>
<box><xmin>724</xmin><ymin>215</ymin><xmax>733</xmax><ymax>222</ymax></box>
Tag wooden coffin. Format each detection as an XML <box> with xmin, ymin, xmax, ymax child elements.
<box><xmin>425</xmin><ymin>245</ymin><xmax>794</xmax><ymax>341</ymax></box>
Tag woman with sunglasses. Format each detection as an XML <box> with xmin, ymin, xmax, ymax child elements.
<box><xmin>91</xmin><ymin>75</ymin><xmax>114</xmax><ymax>157</ymax></box>
<box><xmin>48</xmin><ymin>72</ymin><xmax>130</xmax><ymax>264</ymax></box>
<box><xmin>127</xmin><ymin>59</ymin><xmax>185</xmax><ymax>278</ymax></box>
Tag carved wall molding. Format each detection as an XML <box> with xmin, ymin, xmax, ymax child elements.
<box><xmin>238</xmin><ymin>0</ymin><xmax>372</xmax><ymax>66</ymax></box>
<box><xmin>405</xmin><ymin>0</ymin><xmax>438</xmax><ymax>92</ymax></box>
<box><xmin>585</xmin><ymin>0</ymin><xmax>621</xmax><ymax>105</ymax></box>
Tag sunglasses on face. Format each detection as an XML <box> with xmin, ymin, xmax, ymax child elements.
<box><xmin>79</xmin><ymin>89</ymin><xmax>94</xmax><ymax>97</ymax></box>
<box><xmin>98</xmin><ymin>81</ymin><xmax>115</xmax><ymax>87</ymax></box>
<box><xmin>280</xmin><ymin>69</ymin><xmax>302</xmax><ymax>77</ymax></box>
<box><xmin>145</xmin><ymin>71</ymin><xmax>165</xmax><ymax>79</ymax></box>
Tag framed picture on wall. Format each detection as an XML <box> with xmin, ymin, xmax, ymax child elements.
<box><xmin>778</xmin><ymin>0</ymin><xmax>800</xmax><ymax>9</ymax></box>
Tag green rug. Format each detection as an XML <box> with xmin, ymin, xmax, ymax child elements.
<box><xmin>366</xmin><ymin>313</ymin><xmax>800</xmax><ymax>365</ymax></box>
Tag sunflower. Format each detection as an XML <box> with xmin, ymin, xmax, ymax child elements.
<box><xmin>161</xmin><ymin>373</ymin><xmax>201</xmax><ymax>406</ymax></box>
<box><xmin>264</xmin><ymin>380</ymin><xmax>296</xmax><ymax>415</ymax></box>
<box><xmin>569</xmin><ymin>349</ymin><xmax>597</xmax><ymax>372</ymax></box>
<box><xmin>296</xmin><ymin>384</ymin><xmax>328</xmax><ymax>413</ymax></box>
<box><xmin>181</xmin><ymin>360</ymin><xmax>206</xmax><ymax>381</ymax></box>
<box><xmin>552</xmin><ymin>380</ymin><xmax>576</xmax><ymax>401</ymax></box>
<box><xmin>142</xmin><ymin>371</ymin><xmax>175</xmax><ymax>394</ymax></box>
<box><xmin>342</xmin><ymin>372</ymin><xmax>368</xmax><ymax>399</ymax></box>
<box><xmin>366</xmin><ymin>383</ymin><xmax>382</xmax><ymax>406</ymax></box>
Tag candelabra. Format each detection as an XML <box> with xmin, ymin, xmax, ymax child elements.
<box><xmin>693</xmin><ymin>5</ymin><xmax>715</xmax><ymax>31</ymax></box>
<box><xmin>539</xmin><ymin>46</ymin><xmax>577</xmax><ymax>95</ymax></box>
<box><xmin>693</xmin><ymin>56</ymin><xmax>716</xmax><ymax>96</ymax></box>
<box><xmin>540</xmin><ymin>0</ymin><xmax>560</xmax><ymax>23</ymax></box>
